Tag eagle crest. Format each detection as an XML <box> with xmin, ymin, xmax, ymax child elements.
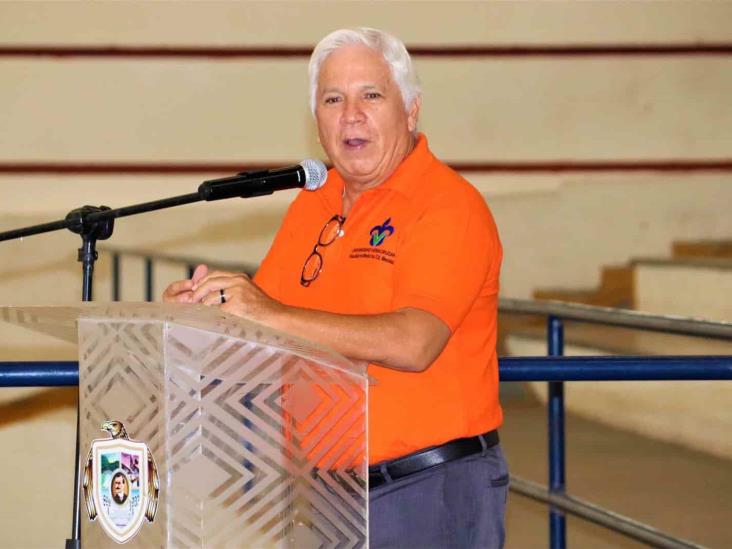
<box><xmin>82</xmin><ymin>420</ymin><xmax>159</xmax><ymax>542</ymax></box>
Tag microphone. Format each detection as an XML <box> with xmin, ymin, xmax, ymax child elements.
<box><xmin>198</xmin><ymin>159</ymin><xmax>328</xmax><ymax>201</ymax></box>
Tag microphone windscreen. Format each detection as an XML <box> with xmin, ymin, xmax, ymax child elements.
<box><xmin>300</xmin><ymin>159</ymin><xmax>328</xmax><ymax>191</ymax></box>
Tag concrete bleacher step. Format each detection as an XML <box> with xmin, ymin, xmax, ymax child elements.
<box><xmin>532</xmin><ymin>264</ymin><xmax>634</xmax><ymax>309</ymax></box>
<box><xmin>633</xmin><ymin>256</ymin><xmax>732</xmax><ymax>322</ymax></box>
<box><xmin>531</xmin><ymin>237</ymin><xmax>732</xmax><ymax>321</ymax></box>
<box><xmin>634</xmin><ymin>238</ymin><xmax>732</xmax><ymax>320</ymax></box>
<box><xmin>672</xmin><ymin>238</ymin><xmax>732</xmax><ymax>258</ymax></box>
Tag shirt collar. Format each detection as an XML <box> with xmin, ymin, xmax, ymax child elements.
<box><xmin>319</xmin><ymin>133</ymin><xmax>435</xmax><ymax>212</ymax></box>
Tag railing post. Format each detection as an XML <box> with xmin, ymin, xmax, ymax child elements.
<box><xmin>547</xmin><ymin>315</ymin><xmax>566</xmax><ymax>549</ymax></box>
<box><xmin>112</xmin><ymin>252</ymin><xmax>121</xmax><ymax>301</ymax></box>
<box><xmin>144</xmin><ymin>257</ymin><xmax>153</xmax><ymax>302</ymax></box>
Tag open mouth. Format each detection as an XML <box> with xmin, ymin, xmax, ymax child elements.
<box><xmin>343</xmin><ymin>137</ymin><xmax>369</xmax><ymax>148</ymax></box>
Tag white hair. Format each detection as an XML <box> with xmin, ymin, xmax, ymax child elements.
<box><xmin>308</xmin><ymin>27</ymin><xmax>421</xmax><ymax>116</ymax></box>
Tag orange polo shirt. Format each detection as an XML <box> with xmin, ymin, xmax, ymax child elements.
<box><xmin>254</xmin><ymin>134</ymin><xmax>503</xmax><ymax>464</ymax></box>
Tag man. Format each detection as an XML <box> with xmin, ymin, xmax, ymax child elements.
<box><xmin>111</xmin><ymin>472</ymin><xmax>128</xmax><ymax>505</ymax></box>
<box><xmin>164</xmin><ymin>27</ymin><xmax>507</xmax><ymax>548</ymax></box>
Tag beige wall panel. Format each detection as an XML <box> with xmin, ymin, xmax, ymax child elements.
<box><xmin>1</xmin><ymin>392</ymin><xmax>77</xmax><ymax>549</ymax></box>
<box><xmin>0</xmin><ymin>226</ymin><xmax>81</xmax><ymax>358</ymax></box>
<box><xmin>3</xmin><ymin>1</ymin><xmax>732</xmax><ymax>44</ymax></box>
<box><xmin>2</xmin><ymin>57</ymin><xmax>731</xmax><ymax>161</ymax></box>
<box><xmin>0</xmin><ymin>59</ymin><xmax>318</xmax><ymax>162</ymax></box>
<box><xmin>421</xmin><ymin>57</ymin><xmax>732</xmax><ymax>160</ymax></box>
<box><xmin>0</xmin><ymin>175</ymin><xmax>224</xmax><ymax>214</ymax></box>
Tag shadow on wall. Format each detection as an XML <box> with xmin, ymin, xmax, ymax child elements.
<box><xmin>0</xmin><ymin>387</ymin><xmax>77</xmax><ymax>428</ymax></box>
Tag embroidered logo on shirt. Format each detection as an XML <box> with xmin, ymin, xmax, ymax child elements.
<box><xmin>369</xmin><ymin>218</ymin><xmax>395</xmax><ymax>247</ymax></box>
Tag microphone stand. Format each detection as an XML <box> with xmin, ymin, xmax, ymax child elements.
<box><xmin>0</xmin><ymin>192</ymin><xmax>201</xmax><ymax>548</ymax></box>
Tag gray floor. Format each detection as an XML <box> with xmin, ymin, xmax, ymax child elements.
<box><xmin>500</xmin><ymin>385</ymin><xmax>732</xmax><ymax>548</ymax></box>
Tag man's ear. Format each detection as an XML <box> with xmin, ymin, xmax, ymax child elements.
<box><xmin>407</xmin><ymin>96</ymin><xmax>422</xmax><ymax>133</ymax></box>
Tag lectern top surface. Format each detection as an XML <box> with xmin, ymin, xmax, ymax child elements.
<box><xmin>0</xmin><ymin>302</ymin><xmax>364</xmax><ymax>378</ymax></box>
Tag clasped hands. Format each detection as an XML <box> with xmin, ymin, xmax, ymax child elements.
<box><xmin>163</xmin><ymin>265</ymin><xmax>377</xmax><ymax>381</ymax></box>
<box><xmin>162</xmin><ymin>264</ymin><xmax>281</xmax><ymax>322</ymax></box>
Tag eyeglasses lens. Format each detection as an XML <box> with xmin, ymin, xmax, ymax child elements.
<box><xmin>319</xmin><ymin>218</ymin><xmax>342</xmax><ymax>246</ymax></box>
<box><xmin>301</xmin><ymin>252</ymin><xmax>323</xmax><ymax>284</ymax></box>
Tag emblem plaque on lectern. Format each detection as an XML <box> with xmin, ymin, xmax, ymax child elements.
<box><xmin>82</xmin><ymin>420</ymin><xmax>160</xmax><ymax>544</ymax></box>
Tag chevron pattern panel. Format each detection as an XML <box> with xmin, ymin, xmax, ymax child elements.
<box><xmin>77</xmin><ymin>314</ymin><xmax>366</xmax><ymax>548</ymax></box>
<box><xmin>165</xmin><ymin>323</ymin><xmax>367</xmax><ymax>548</ymax></box>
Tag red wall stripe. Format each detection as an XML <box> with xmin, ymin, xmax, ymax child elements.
<box><xmin>1</xmin><ymin>44</ymin><xmax>731</xmax><ymax>59</ymax></box>
<box><xmin>1</xmin><ymin>160</ymin><xmax>731</xmax><ymax>175</ymax></box>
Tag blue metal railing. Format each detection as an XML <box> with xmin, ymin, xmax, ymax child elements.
<box><xmin>499</xmin><ymin>301</ymin><xmax>732</xmax><ymax>549</ymax></box>
<box><xmin>3</xmin><ymin>355</ymin><xmax>732</xmax><ymax>387</ymax></box>
<box><xmin>547</xmin><ymin>316</ymin><xmax>566</xmax><ymax>548</ymax></box>
<box><xmin>4</xmin><ymin>247</ymin><xmax>732</xmax><ymax>548</ymax></box>
<box><xmin>2</xmin><ymin>341</ymin><xmax>730</xmax><ymax>549</ymax></box>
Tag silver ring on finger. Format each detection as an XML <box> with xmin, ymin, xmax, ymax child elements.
<box><xmin>219</xmin><ymin>288</ymin><xmax>227</xmax><ymax>304</ymax></box>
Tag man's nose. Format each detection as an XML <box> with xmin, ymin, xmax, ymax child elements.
<box><xmin>342</xmin><ymin>98</ymin><xmax>365</xmax><ymax>124</ymax></box>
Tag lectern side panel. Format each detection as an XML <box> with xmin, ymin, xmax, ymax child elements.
<box><xmin>78</xmin><ymin>319</ymin><xmax>167</xmax><ymax>548</ymax></box>
<box><xmin>165</xmin><ymin>324</ymin><xmax>368</xmax><ymax>549</ymax></box>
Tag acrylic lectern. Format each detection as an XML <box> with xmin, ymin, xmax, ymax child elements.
<box><xmin>1</xmin><ymin>303</ymin><xmax>368</xmax><ymax>548</ymax></box>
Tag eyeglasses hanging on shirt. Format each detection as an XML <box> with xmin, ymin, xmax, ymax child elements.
<box><xmin>300</xmin><ymin>214</ymin><xmax>346</xmax><ymax>287</ymax></box>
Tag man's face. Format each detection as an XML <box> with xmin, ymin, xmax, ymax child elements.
<box><xmin>113</xmin><ymin>476</ymin><xmax>126</xmax><ymax>496</ymax></box>
<box><xmin>314</xmin><ymin>44</ymin><xmax>420</xmax><ymax>189</ymax></box>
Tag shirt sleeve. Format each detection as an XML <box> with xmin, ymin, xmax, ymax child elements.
<box><xmin>391</xmin><ymin>188</ymin><xmax>501</xmax><ymax>332</ymax></box>
<box><xmin>253</xmin><ymin>200</ymin><xmax>298</xmax><ymax>299</ymax></box>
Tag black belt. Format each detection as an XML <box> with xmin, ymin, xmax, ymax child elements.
<box><xmin>369</xmin><ymin>429</ymin><xmax>499</xmax><ymax>489</ymax></box>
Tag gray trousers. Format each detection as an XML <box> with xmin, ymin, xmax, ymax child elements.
<box><xmin>368</xmin><ymin>444</ymin><xmax>509</xmax><ymax>549</ymax></box>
